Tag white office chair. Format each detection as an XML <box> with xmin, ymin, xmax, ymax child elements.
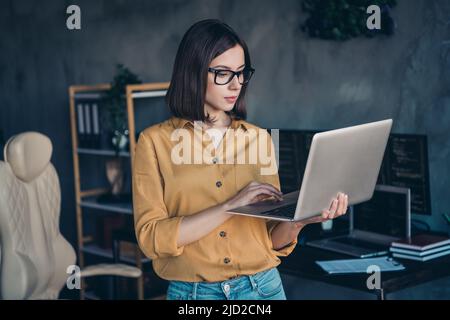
<box><xmin>0</xmin><ymin>132</ymin><xmax>141</xmax><ymax>299</ymax></box>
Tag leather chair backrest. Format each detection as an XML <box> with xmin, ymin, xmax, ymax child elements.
<box><xmin>0</xmin><ymin>132</ymin><xmax>76</xmax><ymax>299</ymax></box>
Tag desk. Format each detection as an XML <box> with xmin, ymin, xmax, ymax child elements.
<box><xmin>279</xmin><ymin>234</ymin><xmax>450</xmax><ymax>300</ymax></box>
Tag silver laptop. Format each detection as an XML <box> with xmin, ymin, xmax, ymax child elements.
<box><xmin>227</xmin><ymin>119</ymin><xmax>393</xmax><ymax>222</ymax></box>
<box><xmin>307</xmin><ymin>185</ymin><xmax>411</xmax><ymax>258</ymax></box>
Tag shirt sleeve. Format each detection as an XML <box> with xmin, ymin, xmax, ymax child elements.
<box><xmin>132</xmin><ymin>132</ymin><xmax>185</xmax><ymax>259</ymax></box>
<box><xmin>266</xmin><ymin>220</ymin><xmax>298</xmax><ymax>257</ymax></box>
<box><xmin>259</xmin><ymin>129</ymin><xmax>298</xmax><ymax>257</ymax></box>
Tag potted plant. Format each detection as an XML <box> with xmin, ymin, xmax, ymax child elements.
<box><xmin>99</xmin><ymin>64</ymin><xmax>141</xmax><ymax>203</ymax></box>
<box><xmin>104</xmin><ymin>64</ymin><xmax>142</xmax><ymax>153</ymax></box>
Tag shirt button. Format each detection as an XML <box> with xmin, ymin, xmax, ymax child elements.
<box><xmin>223</xmin><ymin>284</ymin><xmax>230</xmax><ymax>292</ymax></box>
<box><xmin>212</xmin><ymin>157</ymin><xmax>218</xmax><ymax>164</ymax></box>
<box><xmin>224</xmin><ymin>257</ymin><xmax>231</xmax><ymax>264</ymax></box>
<box><xmin>216</xmin><ymin>181</ymin><xmax>222</xmax><ymax>188</ymax></box>
<box><xmin>219</xmin><ymin>231</ymin><xmax>227</xmax><ymax>238</ymax></box>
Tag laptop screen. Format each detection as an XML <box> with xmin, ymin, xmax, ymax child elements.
<box><xmin>353</xmin><ymin>186</ymin><xmax>410</xmax><ymax>238</ymax></box>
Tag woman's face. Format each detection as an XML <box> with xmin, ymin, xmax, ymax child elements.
<box><xmin>205</xmin><ymin>44</ymin><xmax>245</xmax><ymax>117</ymax></box>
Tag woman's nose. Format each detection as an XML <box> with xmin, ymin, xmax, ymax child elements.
<box><xmin>228</xmin><ymin>75</ymin><xmax>242</xmax><ymax>90</ymax></box>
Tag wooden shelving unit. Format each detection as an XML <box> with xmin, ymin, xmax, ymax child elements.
<box><xmin>68</xmin><ymin>81</ymin><xmax>170</xmax><ymax>299</ymax></box>
<box><xmin>126</xmin><ymin>82</ymin><xmax>169</xmax><ymax>168</ymax></box>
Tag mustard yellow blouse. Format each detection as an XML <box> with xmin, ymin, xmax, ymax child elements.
<box><xmin>132</xmin><ymin>116</ymin><xmax>297</xmax><ymax>282</ymax></box>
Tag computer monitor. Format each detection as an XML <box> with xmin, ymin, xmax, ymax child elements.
<box><xmin>377</xmin><ymin>134</ymin><xmax>431</xmax><ymax>215</ymax></box>
<box><xmin>352</xmin><ymin>185</ymin><xmax>411</xmax><ymax>238</ymax></box>
<box><xmin>276</xmin><ymin>129</ymin><xmax>431</xmax><ymax>215</ymax></box>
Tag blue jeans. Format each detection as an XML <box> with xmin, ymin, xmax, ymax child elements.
<box><xmin>166</xmin><ymin>267</ymin><xmax>286</xmax><ymax>300</ymax></box>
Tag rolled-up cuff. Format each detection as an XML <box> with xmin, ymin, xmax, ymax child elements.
<box><xmin>267</xmin><ymin>220</ymin><xmax>298</xmax><ymax>257</ymax></box>
<box><xmin>272</xmin><ymin>238</ymin><xmax>297</xmax><ymax>257</ymax></box>
<box><xmin>154</xmin><ymin>216</ymin><xmax>185</xmax><ymax>257</ymax></box>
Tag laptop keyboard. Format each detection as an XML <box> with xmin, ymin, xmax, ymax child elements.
<box><xmin>259</xmin><ymin>203</ymin><xmax>297</xmax><ymax>219</ymax></box>
<box><xmin>333</xmin><ymin>237</ymin><xmax>387</xmax><ymax>250</ymax></box>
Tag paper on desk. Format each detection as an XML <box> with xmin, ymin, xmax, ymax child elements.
<box><xmin>316</xmin><ymin>256</ymin><xmax>405</xmax><ymax>274</ymax></box>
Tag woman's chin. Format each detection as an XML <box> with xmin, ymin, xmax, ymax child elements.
<box><xmin>206</xmin><ymin>102</ymin><xmax>235</xmax><ymax>113</ymax></box>
<box><xmin>223</xmin><ymin>103</ymin><xmax>236</xmax><ymax>111</ymax></box>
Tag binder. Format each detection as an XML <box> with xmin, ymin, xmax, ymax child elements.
<box><xmin>92</xmin><ymin>103</ymin><xmax>100</xmax><ymax>149</ymax></box>
<box><xmin>392</xmin><ymin>249</ymin><xmax>450</xmax><ymax>262</ymax></box>
<box><xmin>391</xmin><ymin>234</ymin><xmax>450</xmax><ymax>251</ymax></box>
<box><xmin>84</xmin><ymin>104</ymin><xmax>92</xmax><ymax>148</ymax></box>
<box><xmin>76</xmin><ymin>103</ymin><xmax>85</xmax><ymax>148</ymax></box>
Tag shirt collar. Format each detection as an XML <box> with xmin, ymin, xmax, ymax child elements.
<box><xmin>170</xmin><ymin>116</ymin><xmax>248</xmax><ymax>131</ymax></box>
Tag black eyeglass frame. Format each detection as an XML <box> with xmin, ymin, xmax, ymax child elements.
<box><xmin>207</xmin><ymin>67</ymin><xmax>255</xmax><ymax>85</ymax></box>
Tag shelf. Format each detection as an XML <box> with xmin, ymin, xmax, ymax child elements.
<box><xmin>82</xmin><ymin>243</ymin><xmax>151</xmax><ymax>264</ymax></box>
<box><xmin>74</xmin><ymin>89</ymin><xmax>167</xmax><ymax>100</ymax></box>
<box><xmin>131</xmin><ymin>90</ymin><xmax>167</xmax><ymax>99</ymax></box>
<box><xmin>79</xmin><ymin>197</ymin><xmax>133</xmax><ymax>214</ymax></box>
<box><xmin>70</xmin><ymin>82</ymin><xmax>168</xmax><ymax>300</ymax></box>
<box><xmin>78</xmin><ymin>148</ymin><xmax>130</xmax><ymax>157</ymax></box>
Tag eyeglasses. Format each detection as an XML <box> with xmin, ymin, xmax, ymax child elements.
<box><xmin>208</xmin><ymin>67</ymin><xmax>255</xmax><ymax>85</ymax></box>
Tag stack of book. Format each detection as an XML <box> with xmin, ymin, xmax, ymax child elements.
<box><xmin>390</xmin><ymin>234</ymin><xmax>450</xmax><ymax>262</ymax></box>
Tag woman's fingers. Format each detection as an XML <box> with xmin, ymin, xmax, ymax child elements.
<box><xmin>254</xmin><ymin>194</ymin><xmax>269</xmax><ymax>202</ymax></box>
<box><xmin>247</xmin><ymin>181</ymin><xmax>259</xmax><ymax>188</ymax></box>
<box><xmin>328</xmin><ymin>198</ymin><xmax>339</xmax><ymax>218</ymax></box>
<box><xmin>248</xmin><ymin>182</ymin><xmax>282</xmax><ymax>194</ymax></box>
<box><xmin>249</xmin><ymin>188</ymin><xmax>281</xmax><ymax>203</ymax></box>
<box><xmin>260</xmin><ymin>183</ymin><xmax>283</xmax><ymax>196</ymax></box>
<box><xmin>336</xmin><ymin>193</ymin><xmax>346</xmax><ymax>216</ymax></box>
<box><xmin>244</xmin><ymin>183</ymin><xmax>350</xmax><ymax>220</ymax></box>
<box><xmin>248</xmin><ymin>184</ymin><xmax>283</xmax><ymax>198</ymax></box>
<box><xmin>343</xmin><ymin>194</ymin><xmax>349</xmax><ymax>214</ymax></box>
<box><xmin>254</xmin><ymin>192</ymin><xmax>281</xmax><ymax>202</ymax></box>
<box><xmin>337</xmin><ymin>193</ymin><xmax>348</xmax><ymax>216</ymax></box>
<box><xmin>330</xmin><ymin>193</ymin><xmax>349</xmax><ymax>218</ymax></box>
<box><xmin>304</xmin><ymin>193</ymin><xmax>349</xmax><ymax>225</ymax></box>
<box><xmin>255</xmin><ymin>187</ymin><xmax>283</xmax><ymax>201</ymax></box>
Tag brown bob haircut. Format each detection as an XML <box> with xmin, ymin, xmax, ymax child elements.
<box><xmin>166</xmin><ymin>19</ymin><xmax>252</xmax><ymax>123</ymax></box>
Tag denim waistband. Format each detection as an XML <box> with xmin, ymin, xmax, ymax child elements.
<box><xmin>169</xmin><ymin>267</ymin><xmax>277</xmax><ymax>298</ymax></box>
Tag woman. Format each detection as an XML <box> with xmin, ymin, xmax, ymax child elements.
<box><xmin>132</xmin><ymin>19</ymin><xmax>348</xmax><ymax>300</ymax></box>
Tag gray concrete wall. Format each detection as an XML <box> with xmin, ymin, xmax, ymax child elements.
<box><xmin>1</xmin><ymin>0</ymin><xmax>450</xmax><ymax>298</ymax></box>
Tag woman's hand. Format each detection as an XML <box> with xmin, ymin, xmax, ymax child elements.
<box><xmin>292</xmin><ymin>192</ymin><xmax>349</xmax><ymax>229</ymax></box>
<box><xmin>261</xmin><ymin>192</ymin><xmax>348</xmax><ymax>250</ymax></box>
<box><xmin>223</xmin><ymin>181</ymin><xmax>283</xmax><ymax>211</ymax></box>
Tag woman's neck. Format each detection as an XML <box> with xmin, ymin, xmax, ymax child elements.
<box><xmin>203</xmin><ymin>110</ymin><xmax>231</xmax><ymax>129</ymax></box>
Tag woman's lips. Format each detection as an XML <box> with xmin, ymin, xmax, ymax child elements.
<box><xmin>225</xmin><ymin>96</ymin><xmax>237</xmax><ymax>103</ymax></box>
